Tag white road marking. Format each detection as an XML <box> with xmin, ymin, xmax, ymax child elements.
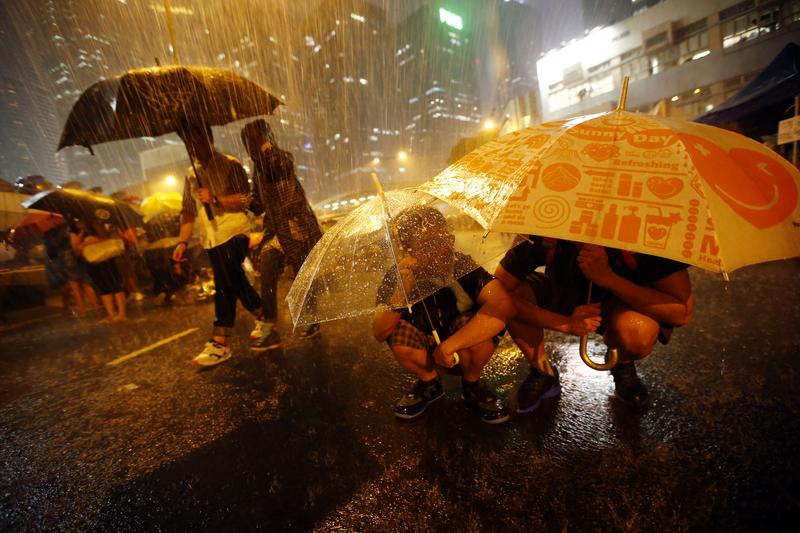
<box><xmin>107</xmin><ymin>327</ymin><xmax>199</xmax><ymax>366</ymax></box>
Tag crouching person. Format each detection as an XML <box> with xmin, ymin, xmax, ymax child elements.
<box><xmin>372</xmin><ymin>206</ymin><xmax>516</xmax><ymax>424</ymax></box>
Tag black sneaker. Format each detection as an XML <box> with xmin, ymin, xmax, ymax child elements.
<box><xmin>516</xmin><ymin>368</ymin><xmax>561</xmax><ymax>414</ymax></box>
<box><xmin>297</xmin><ymin>323</ymin><xmax>320</xmax><ymax>339</ymax></box>
<box><xmin>610</xmin><ymin>362</ymin><xmax>649</xmax><ymax>406</ymax></box>
<box><xmin>395</xmin><ymin>378</ymin><xmax>444</xmax><ymax>419</ymax></box>
<box><xmin>462</xmin><ymin>380</ymin><xmax>510</xmax><ymax>424</ymax></box>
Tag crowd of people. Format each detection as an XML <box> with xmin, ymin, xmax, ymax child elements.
<box><xmin>5</xmin><ymin>118</ymin><xmax>694</xmax><ymax>425</ymax></box>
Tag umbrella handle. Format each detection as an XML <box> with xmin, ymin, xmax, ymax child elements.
<box><xmin>188</xmin><ymin>152</ymin><xmax>215</xmax><ymax>222</ymax></box>
<box><xmin>432</xmin><ymin>329</ymin><xmax>460</xmax><ymax>367</ymax></box>
<box><xmin>579</xmin><ymin>335</ymin><xmax>618</xmax><ymax>371</ymax></box>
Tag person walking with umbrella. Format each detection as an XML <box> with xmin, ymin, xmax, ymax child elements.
<box><xmin>241</xmin><ymin>119</ymin><xmax>323</xmax><ymax>349</ymax></box>
<box><xmin>171</xmin><ymin>121</ymin><xmax>263</xmax><ymax>367</ymax></box>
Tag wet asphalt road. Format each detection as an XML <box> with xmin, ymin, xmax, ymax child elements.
<box><xmin>1</xmin><ymin>260</ymin><xmax>799</xmax><ymax>532</ymax></box>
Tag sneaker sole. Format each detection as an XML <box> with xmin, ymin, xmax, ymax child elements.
<box><xmin>516</xmin><ymin>384</ymin><xmax>562</xmax><ymax>414</ymax></box>
<box><xmin>250</xmin><ymin>343</ymin><xmax>281</xmax><ymax>352</ymax></box>
<box><xmin>394</xmin><ymin>390</ymin><xmax>445</xmax><ymax>420</ymax></box>
<box><xmin>192</xmin><ymin>356</ymin><xmax>232</xmax><ymax>367</ymax></box>
<box><xmin>481</xmin><ymin>412</ymin><xmax>510</xmax><ymax>424</ymax></box>
<box><xmin>612</xmin><ymin>390</ymin><xmax>649</xmax><ymax>407</ymax></box>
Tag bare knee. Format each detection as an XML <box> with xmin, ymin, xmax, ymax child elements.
<box><xmin>607</xmin><ymin>312</ymin><xmax>659</xmax><ymax>360</ymax></box>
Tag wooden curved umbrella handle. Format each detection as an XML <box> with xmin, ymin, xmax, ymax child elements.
<box><xmin>579</xmin><ymin>335</ymin><xmax>618</xmax><ymax>371</ymax></box>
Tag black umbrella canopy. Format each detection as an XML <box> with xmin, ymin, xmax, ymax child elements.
<box><xmin>22</xmin><ymin>188</ymin><xmax>144</xmax><ymax>229</ymax></box>
<box><xmin>58</xmin><ymin>66</ymin><xmax>284</xmax><ymax>152</ymax></box>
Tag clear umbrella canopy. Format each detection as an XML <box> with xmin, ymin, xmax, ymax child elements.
<box><xmin>287</xmin><ymin>187</ymin><xmax>516</xmax><ymax>328</ymax></box>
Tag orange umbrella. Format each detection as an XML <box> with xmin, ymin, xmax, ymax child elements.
<box><xmin>422</xmin><ymin>86</ymin><xmax>800</xmax><ymax>278</ymax></box>
<box><xmin>421</xmin><ymin>78</ymin><xmax>800</xmax><ymax>369</ymax></box>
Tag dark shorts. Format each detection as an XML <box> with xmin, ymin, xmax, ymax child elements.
<box><xmin>525</xmin><ymin>271</ymin><xmax>674</xmax><ymax>345</ymax></box>
<box><xmin>386</xmin><ymin>313</ymin><xmax>501</xmax><ymax>355</ymax></box>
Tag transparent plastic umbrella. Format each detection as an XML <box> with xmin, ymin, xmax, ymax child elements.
<box><xmin>286</xmin><ymin>187</ymin><xmax>516</xmax><ymax>331</ymax></box>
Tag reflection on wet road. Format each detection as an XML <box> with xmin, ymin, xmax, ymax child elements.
<box><xmin>0</xmin><ymin>260</ymin><xmax>798</xmax><ymax>530</ymax></box>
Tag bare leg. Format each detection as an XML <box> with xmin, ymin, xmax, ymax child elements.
<box><xmin>67</xmin><ymin>281</ymin><xmax>85</xmax><ymax>315</ymax></box>
<box><xmin>100</xmin><ymin>294</ymin><xmax>115</xmax><ymax>321</ymax></box>
<box><xmin>83</xmin><ymin>283</ymin><xmax>99</xmax><ymax>309</ymax></box>
<box><xmin>458</xmin><ymin>339</ymin><xmax>496</xmax><ymax>382</ymax></box>
<box><xmin>111</xmin><ymin>292</ymin><xmax>127</xmax><ymax>321</ymax></box>
<box><xmin>391</xmin><ymin>345</ymin><xmax>437</xmax><ymax>381</ymax></box>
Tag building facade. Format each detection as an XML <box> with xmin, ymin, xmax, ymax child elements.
<box><xmin>536</xmin><ymin>0</ymin><xmax>800</xmax><ymax>122</ymax></box>
<box><xmin>394</xmin><ymin>4</ymin><xmax>482</xmax><ymax>174</ymax></box>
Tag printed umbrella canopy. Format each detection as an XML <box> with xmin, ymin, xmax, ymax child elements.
<box><xmin>421</xmin><ymin>85</ymin><xmax>800</xmax><ymax>276</ymax></box>
<box><xmin>420</xmin><ymin>78</ymin><xmax>800</xmax><ymax>368</ymax></box>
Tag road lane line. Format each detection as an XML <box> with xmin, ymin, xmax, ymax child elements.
<box><xmin>107</xmin><ymin>327</ymin><xmax>199</xmax><ymax>366</ymax></box>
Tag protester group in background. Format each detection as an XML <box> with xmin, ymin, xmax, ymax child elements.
<box><xmin>42</xmin><ymin>223</ymin><xmax>99</xmax><ymax>317</ymax></box>
<box><xmin>69</xmin><ymin>219</ymin><xmax>127</xmax><ymax>323</ymax></box>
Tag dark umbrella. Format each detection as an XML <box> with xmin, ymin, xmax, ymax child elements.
<box><xmin>58</xmin><ymin>66</ymin><xmax>283</xmax><ymax>152</ymax></box>
<box><xmin>22</xmin><ymin>188</ymin><xmax>143</xmax><ymax>229</ymax></box>
<box><xmin>57</xmin><ymin>65</ymin><xmax>283</xmax><ymax>221</ymax></box>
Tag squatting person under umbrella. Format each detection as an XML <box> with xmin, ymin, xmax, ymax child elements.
<box><xmin>372</xmin><ymin>206</ymin><xmax>516</xmax><ymax>424</ymax></box>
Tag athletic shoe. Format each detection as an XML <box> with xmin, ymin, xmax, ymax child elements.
<box><xmin>516</xmin><ymin>367</ymin><xmax>561</xmax><ymax>413</ymax></box>
<box><xmin>249</xmin><ymin>319</ymin><xmax>273</xmax><ymax>340</ymax></box>
<box><xmin>297</xmin><ymin>323</ymin><xmax>320</xmax><ymax>339</ymax></box>
<box><xmin>610</xmin><ymin>362</ymin><xmax>649</xmax><ymax>406</ymax></box>
<box><xmin>192</xmin><ymin>341</ymin><xmax>233</xmax><ymax>367</ymax></box>
<box><xmin>462</xmin><ymin>380</ymin><xmax>510</xmax><ymax>424</ymax></box>
<box><xmin>395</xmin><ymin>378</ymin><xmax>444</xmax><ymax>419</ymax></box>
<box><xmin>251</xmin><ymin>328</ymin><xmax>281</xmax><ymax>351</ymax></box>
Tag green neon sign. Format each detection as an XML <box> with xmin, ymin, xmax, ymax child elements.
<box><xmin>439</xmin><ymin>8</ymin><xmax>463</xmax><ymax>30</ymax></box>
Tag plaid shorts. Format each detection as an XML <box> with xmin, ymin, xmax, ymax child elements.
<box><xmin>387</xmin><ymin>313</ymin><xmax>500</xmax><ymax>355</ymax></box>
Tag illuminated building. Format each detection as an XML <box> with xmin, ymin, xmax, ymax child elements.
<box><xmin>537</xmin><ymin>0</ymin><xmax>800</xmax><ymax>122</ymax></box>
<box><xmin>394</xmin><ymin>4</ymin><xmax>482</xmax><ymax>170</ymax></box>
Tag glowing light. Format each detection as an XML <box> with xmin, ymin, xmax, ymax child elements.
<box><xmin>483</xmin><ymin>119</ymin><xmax>496</xmax><ymax>130</ymax></box>
<box><xmin>671</xmin><ymin>95</ymin><xmax>680</xmax><ymax>102</ymax></box>
<box><xmin>439</xmin><ymin>8</ymin><xmax>463</xmax><ymax>30</ymax></box>
<box><xmin>693</xmin><ymin>88</ymin><xmax>701</xmax><ymax>95</ymax></box>
<box><xmin>164</xmin><ymin>175</ymin><xmax>177</xmax><ymax>186</ymax></box>
<box><xmin>372</xmin><ymin>157</ymin><xmax>380</xmax><ymax>165</ymax></box>
<box><xmin>397</xmin><ymin>151</ymin><xmax>408</xmax><ymax>161</ymax></box>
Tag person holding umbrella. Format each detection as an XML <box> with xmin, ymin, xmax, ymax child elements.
<box><xmin>372</xmin><ymin>206</ymin><xmax>515</xmax><ymax>424</ymax></box>
<box><xmin>494</xmin><ymin>237</ymin><xmax>693</xmax><ymax>410</ymax></box>
<box><xmin>241</xmin><ymin>119</ymin><xmax>323</xmax><ymax>350</ymax></box>
<box><xmin>172</xmin><ymin>121</ymin><xmax>263</xmax><ymax>367</ymax></box>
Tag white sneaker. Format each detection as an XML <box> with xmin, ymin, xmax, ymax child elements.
<box><xmin>249</xmin><ymin>319</ymin><xmax>274</xmax><ymax>340</ymax></box>
<box><xmin>192</xmin><ymin>341</ymin><xmax>233</xmax><ymax>367</ymax></box>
